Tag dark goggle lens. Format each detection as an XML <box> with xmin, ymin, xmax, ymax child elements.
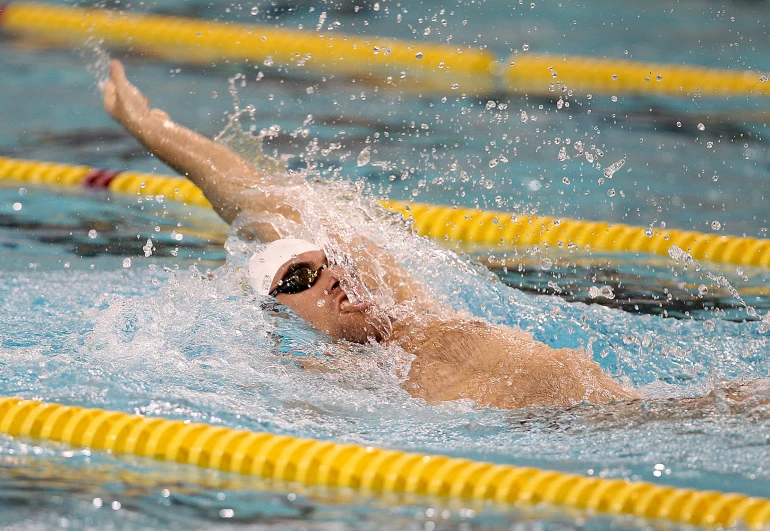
<box><xmin>270</xmin><ymin>266</ymin><xmax>324</xmax><ymax>297</ymax></box>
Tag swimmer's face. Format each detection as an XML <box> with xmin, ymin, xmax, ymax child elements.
<box><xmin>269</xmin><ymin>250</ymin><xmax>385</xmax><ymax>344</ymax></box>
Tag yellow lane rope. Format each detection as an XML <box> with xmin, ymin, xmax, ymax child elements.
<box><xmin>381</xmin><ymin>201</ymin><xmax>770</xmax><ymax>268</ymax></box>
<box><xmin>1</xmin><ymin>3</ymin><xmax>768</xmax><ymax>97</ymax></box>
<box><xmin>506</xmin><ymin>54</ymin><xmax>769</xmax><ymax>97</ymax></box>
<box><xmin>0</xmin><ymin>2</ymin><xmax>497</xmax><ymax>94</ymax></box>
<box><xmin>1</xmin><ymin>397</ymin><xmax>769</xmax><ymax>528</ymax></box>
<box><xmin>2</xmin><ymin>155</ymin><xmax>769</xmax><ymax>268</ymax></box>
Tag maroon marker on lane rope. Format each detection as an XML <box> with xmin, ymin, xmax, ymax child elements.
<box><xmin>82</xmin><ymin>169</ymin><xmax>121</xmax><ymax>189</ymax></box>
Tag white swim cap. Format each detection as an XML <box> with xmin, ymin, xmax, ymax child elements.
<box><xmin>248</xmin><ymin>239</ymin><xmax>323</xmax><ymax>296</ymax></box>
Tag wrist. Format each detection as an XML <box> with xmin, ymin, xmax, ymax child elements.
<box><xmin>125</xmin><ymin>111</ymin><xmax>163</xmax><ymax>143</ymax></box>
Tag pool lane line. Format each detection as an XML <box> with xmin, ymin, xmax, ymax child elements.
<box><xmin>0</xmin><ymin>2</ymin><xmax>497</xmax><ymax>96</ymax></box>
<box><xmin>0</xmin><ymin>156</ymin><xmax>211</xmax><ymax>207</ymax></box>
<box><xmin>0</xmin><ymin>397</ymin><xmax>768</xmax><ymax>529</ymax></box>
<box><xmin>1</xmin><ymin>3</ymin><xmax>768</xmax><ymax>98</ymax></box>
<box><xmin>2</xmin><ymin>155</ymin><xmax>770</xmax><ymax>269</ymax></box>
<box><xmin>505</xmin><ymin>54</ymin><xmax>769</xmax><ymax>98</ymax></box>
<box><xmin>380</xmin><ymin>201</ymin><xmax>770</xmax><ymax>269</ymax></box>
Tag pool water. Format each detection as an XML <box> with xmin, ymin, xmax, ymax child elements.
<box><xmin>2</xmin><ymin>0</ymin><xmax>770</xmax><ymax>528</ymax></box>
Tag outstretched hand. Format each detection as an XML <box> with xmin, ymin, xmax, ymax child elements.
<box><xmin>103</xmin><ymin>60</ymin><xmax>168</xmax><ymax>134</ymax></box>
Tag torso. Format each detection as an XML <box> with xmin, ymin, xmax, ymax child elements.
<box><xmin>389</xmin><ymin>316</ymin><xmax>638</xmax><ymax>409</ymax></box>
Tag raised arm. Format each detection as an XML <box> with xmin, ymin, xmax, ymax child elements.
<box><xmin>103</xmin><ymin>60</ymin><xmax>441</xmax><ymax>312</ymax></box>
<box><xmin>103</xmin><ymin>60</ymin><xmax>298</xmax><ymax>240</ymax></box>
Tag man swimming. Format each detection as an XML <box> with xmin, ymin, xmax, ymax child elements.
<box><xmin>103</xmin><ymin>59</ymin><xmax>639</xmax><ymax>409</ymax></box>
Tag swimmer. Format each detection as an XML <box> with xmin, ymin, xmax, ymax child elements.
<box><xmin>103</xmin><ymin>59</ymin><xmax>639</xmax><ymax>409</ymax></box>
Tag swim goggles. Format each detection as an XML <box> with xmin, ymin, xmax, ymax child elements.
<box><xmin>270</xmin><ymin>265</ymin><xmax>327</xmax><ymax>297</ymax></box>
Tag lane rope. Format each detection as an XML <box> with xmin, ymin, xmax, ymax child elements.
<box><xmin>380</xmin><ymin>201</ymin><xmax>770</xmax><ymax>269</ymax></box>
<box><xmin>0</xmin><ymin>3</ymin><xmax>767</xmax><ymax>97</ymax></box>
<box><xmin>1</xmin><ymin>397</ymin><xmax>769</xmax><ymax>529</ymax></box>
<box><xmin>0</xmin><ymin>2</ymin><xmax>497</xmax><ymax>94</ymax></box>
<box><xmin>506</xmin><ymin>54</ymin><xmax>769</xmax><ymax>97</ymax></box>
<box><xmin>2</xmin><ymin>156</ymin><xmax>768</xmax><ymax>269</ymax></box>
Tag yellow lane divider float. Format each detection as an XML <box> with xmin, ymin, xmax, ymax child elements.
<box><xmin>506</xmin><ymin>54</ymin><xmax>769</xmax><ymax>97</ymax></box>
<box><xmin>0</xmin><ymin>2</ymin><xmax>496</xmax><ymax>94</ymax></box>
<box><xmin>2</xmin><ymin>156</ymin><xmax>769</xmax><ymax>269</ymax></box>
<box><xmin>2</xmin><ymin>397</ymin><xmax>770</xmax><ymax>529</ymax></box>
<box><xmin>1</xmin><ymin>2</ymin><xmax>768</xmax><ymax>96</ymax></box>
<box><xmin>381</xmin><ymin>201</ymin><xmax>770</xmax><ymax>268</ymax></box>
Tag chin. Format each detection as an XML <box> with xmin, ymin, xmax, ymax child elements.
<box><xmin>340</xmin><ymin>318</ymin><xmax>384</xmax><ymax>344</ymax></box>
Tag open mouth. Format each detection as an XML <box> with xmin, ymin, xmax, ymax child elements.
<box><xmin>338</xmin><ymin>292</ymin><xmax>373</xmax><ymax>313</ymax></box>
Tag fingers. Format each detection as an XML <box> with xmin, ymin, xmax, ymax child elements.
<box><xmin>109</xmin><ymin>59</ymin><xmax>127</xmax><ymax>85</ymax></box>
<box><xmin>103</xmin><ymin>79</ymin><xmax>116</xmax><ymax>113</ymax></box>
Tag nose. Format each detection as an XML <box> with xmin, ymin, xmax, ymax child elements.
<box><xmin>326</xmin><ymin>265</ymin><xmax>346</xmax><ymax>279</ymax></box>
<box><xmin>321</xmin><ymin>265</ymin><xmax>346</xmax><ymax>292</ymax></box>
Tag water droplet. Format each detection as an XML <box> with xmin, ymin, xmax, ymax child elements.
<box><xmin>263</xmin><ymin>56</ymin><xmax>274</xmax><ymax>66</ymax></box>
<box><xmin>676</xmin><ymin>121</ymin><xmax>682</xmax><ymax>128</ymax></box>
<box><xmin>603</xmin><ymin>157</ymin><xmax>625</xmax><ymax>178</ymax></box>
<box><xmin>706</xmin><ymin>141</ymin><xmax>713</xmax><ymax>148</ymax></box>
<box><xmin>486</xmin><ymin>101</ymin><xmax>496</xmax><ymax>110</ymax></box>
<box><xmin>12</xmin><ymin>202</ymin><xmax>21</xmax><ymax>211</ymax></box>
<box><xmin>88</xmin><ymin>229</ymin><xmax>98</xmax><ymax>239</ymax></box>
<box><xmin>703</xmin><ymin>319</ymin><xmax>715</xmax><ymax>331</ymax></box>
<box><xmin>656</xmin><ymin>74</ymin><xmax>663</xmax><ymax>81</ymax></box>
<box><xmin>540</xmin><ymin>258</ymin><xmax>552</xmax><ymax>270</ymax></box>
<box><xmin>488</xmin><ymin>158</ymin><xmax>498</xmax><ymax>168</ymax></box>
<box><xmin>484</xmin><ymin>179</ymin><xmax>495</xmax><ymax>189</ymax></box>
<box><xmin>522</xmin><ymin>43</ymin><xmax>530</xmax><ymax>51</ymax></box>
<box><xmin>528</xmin><ymin>180</ymin><xmax>542</xmax><ymax>192</ymax></box>
<box><xmin>698</xmin><ymin>284</ymin><xmax>708</xmax><ymax>296</ymax></box>
<box><xmin>611</xmin><ymin>73</ymin><xmax>618</xmax><ymax>81</ymax></box>
<box><xmin>760</xmin><ymin>74</ymin><xmax>768</xmax><ymax>82</ymax></box>
<box><xmin>122</xmin><ymin>258</ymin><xmax>132</xmax><ymax>268</ymax></box>
<box><xmin>211</xmin><ymin>91</ymin><xmax>218</xmax><ymax>98</ymax></box>
<box><xmin>415</xmin><ymin>51</ymin><xmax>424</xmax><ymax>60</ymax></box>
<box><xmin>520</xmin><ymin>111</ymin><xmax>528</xmax><ymax>123</ymax></box>
<box><xmin>607</xmin><ymin>188</ymin><xmax>616</xmax><ymax>197</ymax></box>
<box><xmin>316</xmin><ymin>299</ymin><xmax>326</xmax><ymax>307</ymax></box>
<box><xmin>589</xmin><ymin>285</ymin><xmax>615</xmax><ymax>299</ymax></box>
<box><xmin>357</xmin><ymin>146</ymin><xmax>371</xmax><ymax>166</ymax></box>
<box><xmin>450</xmin><ymin>83</ymin><xmax>459</xmax><ymax>90</ymax></box>
<box><xmin>644</xmin><ymin>227</ymin><xmax>653</xmax><ymax>238</ymax></box>
<box><xmin>711</xmin><ymin>220</ymin><xmax>721</xmax><ymax>230</ymax></box>
<box><xmin>611</xmin><ymin>95</ymin><xmax>618</xmax><ymax>102</ymax></box>
<box><xmin>697</xmin><ymin>123</ymin><xmax>705</xmax><ymax>131</ymax></box>
<box><xmin>250</xmin><ymin>6</ymin><xmax>258</xmax><ymax>15</ymax></box>
<box><xmin>562</xmin><ymin>176</ymin><xmax>570</xmax><ymax>184</ymax></box>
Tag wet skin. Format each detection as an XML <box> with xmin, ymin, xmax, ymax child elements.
<box><xmin>270</xmin><ymin>250</ymin><xmax>384</xmax><ymax>344</ymax></box>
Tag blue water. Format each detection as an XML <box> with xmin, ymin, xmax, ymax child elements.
<box><xmin>2</xmin><ymin>0</ymin><xmax>770</xmax><ymax>528</ymax></box>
